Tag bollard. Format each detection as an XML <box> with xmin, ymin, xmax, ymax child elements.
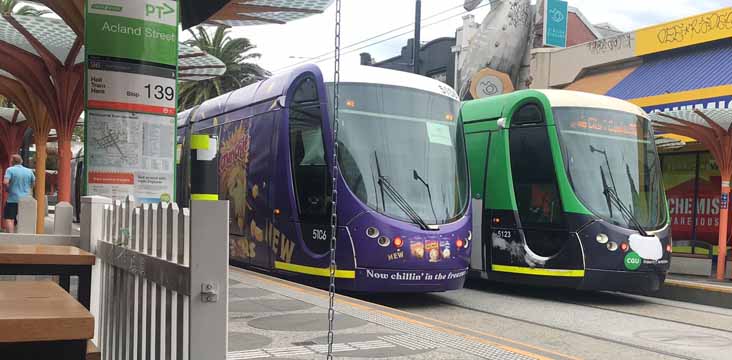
<box><xmin>53</xmin><ymin>202</ymin><xmax>74</xmax><ymax>235</ymax></box>
<box><xmin>16</xmin><ymin>196</ymin><xmax>37</xmax><ymax>234</ymax></box>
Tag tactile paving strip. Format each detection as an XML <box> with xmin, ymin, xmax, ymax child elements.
<box><xmin>229</xmin><ymin>271</ymin><xmax>537</xmax><ymax>360</ymax></box>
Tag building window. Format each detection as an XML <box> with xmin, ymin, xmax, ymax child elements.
<box><xmin>429</xmin><ymin>71</ymin><xmax>447</xmax><ymax>84</ymax></box>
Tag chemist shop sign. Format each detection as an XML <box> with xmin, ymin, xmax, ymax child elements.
<box><xmin>85</xmin><ymin>0</ymin><xmax>178</xmax><ymax>203</ymax></box>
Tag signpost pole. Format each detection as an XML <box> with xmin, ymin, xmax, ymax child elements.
<box><xmin>84</xmin><ymin>0</ymin><xmax>179</xmax><ymax>204</ymax></box>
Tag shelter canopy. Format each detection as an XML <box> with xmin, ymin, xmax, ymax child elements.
<box><xmin>0</xmin><ymin>15</ymin><xmax>225</xmax><ymax>81</ymax></box>
<box><xmin>181</xmin><ymin>0</ymin><xmax>334</xmax><ymax>28</ymax></box>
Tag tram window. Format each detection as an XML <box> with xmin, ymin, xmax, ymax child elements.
<box><xmin>511</xmin><ymin>103</ymin><xmax>544</xmax><ymax>126</ymax></box>
<box><xmin>509</xmin><ymin>107</ymin><xmax>563</xmax><ymax>228</ymax></box>
<box><xmin>289</xmin><ymin>77</ymin><xmax>331</xmax><ymax>224</ymax></box>
<box><xmin>292</xmin><ymin>77</ymin><xmax>319</xmax><ymax>104</ymax></box>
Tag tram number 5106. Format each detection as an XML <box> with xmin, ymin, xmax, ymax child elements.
<box><xmin>144</xmin><ymin>84</ymin><xmax>175</xmax><ymax>101</ymax></box>
<box><xmin>313</xmin><ymin>229</ymin><xmax>328</xmax><ymax>242</ymax></box>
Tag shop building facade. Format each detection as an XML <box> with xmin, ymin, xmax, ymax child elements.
<box><xmin>531</xmin><ymin>7</ymin><xmax>732</xmax><ymax>246</ymax></box>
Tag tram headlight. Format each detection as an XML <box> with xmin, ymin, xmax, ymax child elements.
<box><xmin>467</xmin><ymin>230</ymin><xmax>473</xmax><ymax>241</ymax></box>
<box><xmin>366</xmin><ymin>227</ymin><xmax>380</xmax><ymax>239</ymax></box>
<box><xmin>607</xmin><ymin>241</ymin><xmax>619</xmax><ymax>251</ymax></box>
<box><xmin>393</xmin><ymin>236</ymin><xmax>404</xmax><ymax>248</ymax></box>
<box><xmin>596</xmin><ymin>233</ymin><xmax>609</xmax><ymax>244</ymax></box>
<box><xmin>377</xmin><ymin>236</ymin><xmax>391</xmax><ymax>247</ymax></box>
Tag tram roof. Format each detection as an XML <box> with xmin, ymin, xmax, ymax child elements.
<box><xmin>180</xmin><ymin>64</ymin><xmax>460</xmax><ymax>127</ymax></box>
<box><xmin>537</xmin><ymin>89</ymin><xmax>646</xmax><ymax>118</ymax></box>
<box><xmin>461</xmin><ymin>89</ymin><xmax>647</xmax><ymax>123</ymax></box>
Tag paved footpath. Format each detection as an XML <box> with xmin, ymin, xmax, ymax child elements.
<box><xmin>228</xmin><ymin>268</ymin><xmax>574</xmax><ymax>360</ymax></box>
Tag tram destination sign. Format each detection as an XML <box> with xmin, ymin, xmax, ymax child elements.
<box><xmin>85</xmin><ymin>0</ymin><xmax>178</xmax><ymax>203</ymax></box>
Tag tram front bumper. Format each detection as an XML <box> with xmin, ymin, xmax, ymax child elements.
<box><xmin>580</xmin><ymin>268</ymin><xmax>667</xmax><ymax>292</ymax></box>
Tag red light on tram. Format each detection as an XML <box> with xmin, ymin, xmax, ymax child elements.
<box><xmin>620</xmin><ymin>242</ymin><xmax>629</xmax><ymax>252</ymax></box>
<box><xmin>456</xmin><ymin>239</ymin><xmax>464</xmax><ymax>248</ymax></box>
<box><xmin>666</xmin><ymin>244</ymin><xmax>673</xmax><ymax>253</ymax></box>
<box><xmin>393</xmin><ymin>236</ymin><xmax>404</xmax><ymax>248</ymax></box>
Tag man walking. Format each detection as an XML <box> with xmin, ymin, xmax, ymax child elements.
<box><xmin>3</xmin><ymin>154</ymin><xmax>34</xmax><ymax>233</ymax></box>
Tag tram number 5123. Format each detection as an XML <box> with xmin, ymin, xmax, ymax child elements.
<box><xmin>313</xmin><ymin>229</ymin><xmax>328</xmax><ymax>242</ymax></box>
<box><xmin>495</xmin><ymin>230</ymin><xmax>512</xmax><ymax>239</ymax></box>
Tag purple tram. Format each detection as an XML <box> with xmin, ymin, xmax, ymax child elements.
<box><xmin>176</xmin><ymin>64</ymin><xmax>472</xmax><ymax>292</ymax></box>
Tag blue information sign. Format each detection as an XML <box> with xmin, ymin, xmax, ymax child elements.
<box><xmin>544</xmin><ymin>0</ymin><xmax>568</xmax><ymax>48</ymax></box>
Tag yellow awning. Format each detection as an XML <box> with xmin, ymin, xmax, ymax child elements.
<box><xmin>564</xmin><ymin>65</ymin><xmax>639</xmax><ymax>95</ymax></box>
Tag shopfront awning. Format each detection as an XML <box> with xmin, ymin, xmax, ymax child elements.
<box><xmin>607</xmin><ymin>41</ymin><xmax>732</xmax><ymax>102</ymax></box>
<box><xmin>563</xmin><ymin>65</ymin><xmax>638</xmax><ymax>95</ymax></box>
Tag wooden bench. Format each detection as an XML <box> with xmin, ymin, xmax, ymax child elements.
<box><xmin>0</xmin><ymin>281</ymin><xmax>94</xmax><ymax>359</ymax></box>
<box><xmin>0</xmin><ymin>244</ymin><xmax>95</xmax><ymax>308</ymax></box>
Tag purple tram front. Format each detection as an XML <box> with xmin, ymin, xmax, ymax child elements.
<box><xmin>178</xmin><ymin>64</ymin><xmax>472</xmax><ymax>292</ymax></box>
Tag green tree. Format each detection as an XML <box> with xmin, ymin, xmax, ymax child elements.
<box><xmin>0</xmin><ymin>0</ymin><xmax>52</xmax><ymax>16</ymax></box>
<box><xmin>179</xmin><ymin>26</ymin><xmax>269</xmax><ymax>110</ymax></box>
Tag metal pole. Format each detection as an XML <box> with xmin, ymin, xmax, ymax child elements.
<box><xmin>413</xmin><ymin>0</ymin><xmax>421</xmax><ymax>74</ymax></box>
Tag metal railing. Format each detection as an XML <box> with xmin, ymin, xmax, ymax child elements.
<box><xmin>84</xmin><ymin>196</ymin><xmax>229</xmax><ymax>360</ymax></box>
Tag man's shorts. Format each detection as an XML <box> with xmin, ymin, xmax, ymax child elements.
<box><xmin>3</xmin><ymin>202</ymin><xmax>18</xmax><ymax>221</ymax></box>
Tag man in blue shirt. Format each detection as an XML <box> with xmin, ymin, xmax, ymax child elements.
<box><xmin>3</xmin><ymin>154</ymin><xmax>34</xmax><ymax>233</ymax></box>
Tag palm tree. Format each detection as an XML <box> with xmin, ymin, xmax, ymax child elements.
<box><xmin>0</xmin><ymin>0</ymin><xmax>52</xmax><ymax>16</ymax></box>
<box><xmin>179</xmin><ymin>26</ymin><xmax>269</xmax><ymax>110</ymax></box>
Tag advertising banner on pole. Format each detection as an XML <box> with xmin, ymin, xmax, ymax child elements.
<box><xmin>85</xmin><ymin>0</ymin><xmax>178</xmax><ymax>203</ymax></box>
<box><xmin>543</xmin><ymin>0</ymin><xmax>568</xmax><ymax>48</ymax></box>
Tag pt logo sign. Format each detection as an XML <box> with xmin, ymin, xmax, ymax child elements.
<box><xmin>146</xmin><ymin>3</ymin><xmax>175</xmax><ymax>20</ymax></box>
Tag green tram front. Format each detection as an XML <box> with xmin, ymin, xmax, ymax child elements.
<box><xmin>461</xmin><ymin>89</ymin><xmax>670</xmax><ymax>291</ymax></box>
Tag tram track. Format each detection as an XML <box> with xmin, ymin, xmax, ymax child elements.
<box><xmin>423</xmin><ymin>296</ymin><xmax>703</xmax><ymax>360</ymax></box>
<box><xmin>551</xmin><ymin>295</ymin><xmax>732</xmax><ymax>335</ymax></box>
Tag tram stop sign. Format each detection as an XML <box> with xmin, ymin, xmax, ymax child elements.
<box><xmin>84</xmin><ymin>0</ymin><xmax>178</xmax><ymax>203</ymax></box>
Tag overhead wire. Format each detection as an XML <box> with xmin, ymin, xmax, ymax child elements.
<box><xmin>273</xmin><ymin>0</ymin><xmax>494</xmax><ymax>73</ymax></box>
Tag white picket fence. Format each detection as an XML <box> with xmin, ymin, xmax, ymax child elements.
<box><xmin>82</xmin><ymin>196</ymin><xmax>229</xmax><ymax>360</ymax></box>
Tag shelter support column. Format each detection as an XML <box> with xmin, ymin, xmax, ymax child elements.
<box><xmin>34</xmin><ymin>137</ymin><xmax>48</xmax><ymax>234</ymax></box>
<box><xmin>57</xmin><ymin>136</ymin><xmax>72</xmax><ymax>204</ymax></box>
<box><xmin>718</xmin><ymin>181</ymin><xmax>730</xmax><ymax>280</ymax></box>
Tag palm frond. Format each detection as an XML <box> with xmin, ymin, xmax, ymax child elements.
<box><xmin>178</xmin><ymin>26</ymin><xmax>270</xmax><ymax>111</ymax></box>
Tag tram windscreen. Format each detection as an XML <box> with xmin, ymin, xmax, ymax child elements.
<box><xmin>328</xmin><ymin>83</ymin><xmax>469</xmax><ymax>225</ymax></box>
<box><xmin>554</xmin><ymin>107</ymin><xmax>667</xmax><ymax>230</ymax></box>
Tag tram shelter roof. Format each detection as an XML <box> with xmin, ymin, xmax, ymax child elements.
<box><xmin>0</xmin><ymin>15</ymin><xmax>226</xmax><ymax>82</ymax></box>
<box><xmin>29</xmin><ymin>0</ymin><xmax>334</xmax><ymax>33</ymax></box>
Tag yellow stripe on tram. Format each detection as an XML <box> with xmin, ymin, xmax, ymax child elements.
<box><xmin>491</xmin><ymin>264</ymin><xmax>585</xmax><ymax>277</ymax></box>
<box><xmin>274</xmin><ymin>261</ymin><xmax>356</xmax><ymax>279</ymax></box>
<box><xmin>191</xmin><ymin>193</ymin><xmax>219</xmax><ymax>201</ymax></box>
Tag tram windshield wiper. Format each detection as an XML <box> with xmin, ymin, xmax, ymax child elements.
<box><xmin>591</xmin><ymin>145</ymin><xmax>649</xmax><ymax>236</ymax></box>
<box><xmin>413</xmin><ymin>169</ymin><xmax>438</xmax><ymax>223</ymax></box>
<box><xmin>373</xmin><ymin>153</ymin><xmax>434</xmax><ymax>230</ymax></box>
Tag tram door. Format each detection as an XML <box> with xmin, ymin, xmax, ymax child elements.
<box><xmin>287</xmin><ymin>76</ymin><xmax>332</xmax><ymax>255</ymax></box>
<box><xmin>506</xmin><ymin>103</ymin><xmax>568</xmax><ymax>263</ymax></box>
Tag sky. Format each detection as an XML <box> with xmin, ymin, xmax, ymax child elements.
<box><xmin>212</xmin><ymin>0</ymin><xmax>729</xmax><ymax>74</ymax></box>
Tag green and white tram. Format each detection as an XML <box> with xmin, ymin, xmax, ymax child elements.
<box><xmin>461</xmin><ymin>89</ymin><xmax>671</xmax><ymax>291</ymax></box>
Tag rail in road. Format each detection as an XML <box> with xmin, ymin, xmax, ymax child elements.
<box><xmin>362</xmin><ymin>279</ymin><xmax>732</xmax><ymax>360</ymax></box>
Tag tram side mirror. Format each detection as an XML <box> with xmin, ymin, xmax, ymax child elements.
<box><xmin>497</xmin><ymin>118</ymin><xmax>506</xmax><ymax>129</ymax></box>
<box><xmin>276</xmin><ymin>95</ymin><xmax>286</xmax><ymax>108</ymax></box>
